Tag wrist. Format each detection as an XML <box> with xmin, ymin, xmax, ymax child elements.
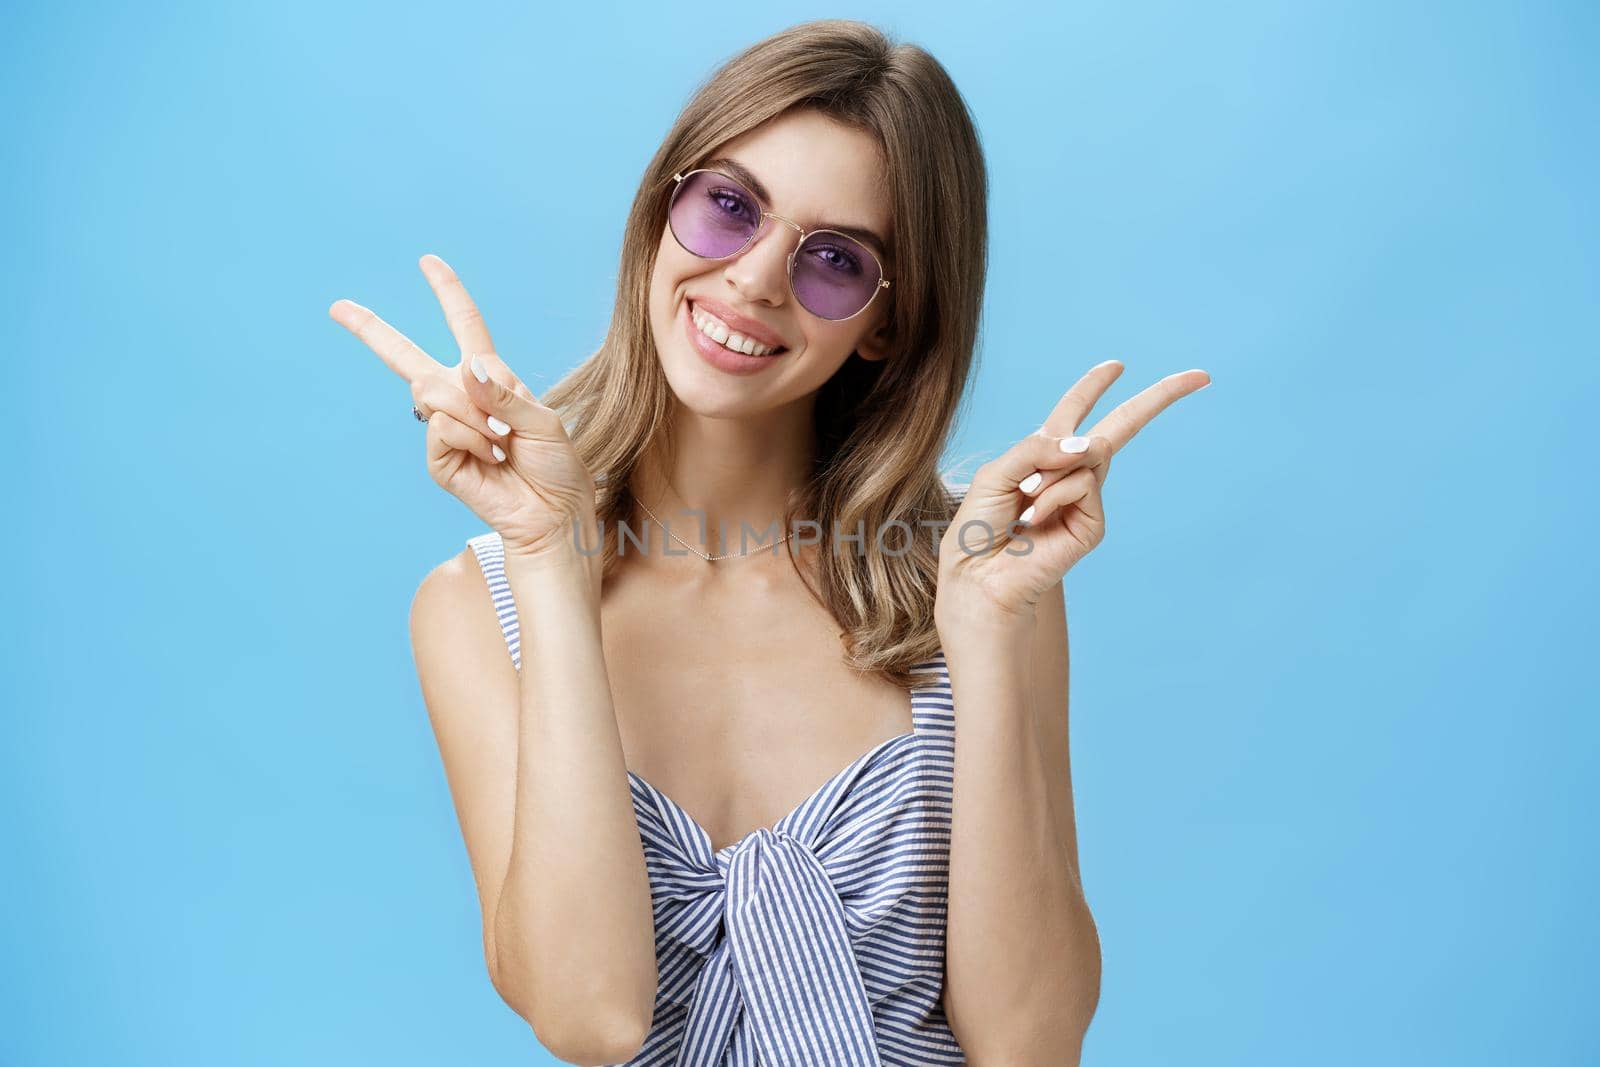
<box><xmin>503</xmin><ymin>543</ymin><xmax>603</xmax><ymax>603</ymax></box>
<box><xmin>935</xmin><ymin>589</ymin><xmax>1037</xmax><ymax>648</ymax></box>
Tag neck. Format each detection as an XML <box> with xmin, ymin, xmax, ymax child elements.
<box><xmin>630</xmin><ymin>398</ymin><xmax>817</xmax><ymax>561</ymax></box>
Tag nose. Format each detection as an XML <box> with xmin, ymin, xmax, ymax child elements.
<box><xmin>722</xmin><ymin>214</ymin><xmax>802</xmax><ymax>306</ymax></box>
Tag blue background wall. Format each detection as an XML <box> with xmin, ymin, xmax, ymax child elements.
<box><xmin>4</xmin><ymin>1</ymin><xmax>1595</xmax><ymax>1063</ymax></box>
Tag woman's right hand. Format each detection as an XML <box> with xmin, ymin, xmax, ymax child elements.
<box><xmin>329</xmin><ymin>254</ymin><xmax>600</xmax><ymax>563</ymax></box>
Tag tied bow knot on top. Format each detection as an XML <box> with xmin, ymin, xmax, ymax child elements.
<box><xmin>657</xmin><ymin>825</ymin><xmax>883</xmax><ymax>1066</ymax></box>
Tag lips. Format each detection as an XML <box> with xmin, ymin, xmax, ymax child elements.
<box><xmin>682</xmin><ymin>298</ymin><xmax>789</xmax><ymax>376</ymax></box>
<box><xmin>688</xmin><ymin>297</ymin><xmax>788</xmax><ymax>353</ymax></box>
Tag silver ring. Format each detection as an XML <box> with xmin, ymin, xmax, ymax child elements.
<box><xmin>412</xmin><ymin>404</ymin><xmax>429</xmax><ymax>424</ymax></box>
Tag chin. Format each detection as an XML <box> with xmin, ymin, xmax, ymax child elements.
<box><xmin>659</xmin><ymin>346</ymin><xmax>772</xmax><ymax>420</ymax></box>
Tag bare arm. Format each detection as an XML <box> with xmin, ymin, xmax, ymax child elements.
<box><xmin>938</xmin><ymin>580</ymin><xmax>1099</xmax><ymax>1064</ymax></box>
<box><xmin>933</xmin><ymin>360</ymin><xmax>1208</xmax><ymax>1062</ymax></box>
<box><xmin>411</xmin><ymin>545</ymin><xmax>657</xmax><ymax>1064</ymax></box>
<box><xmin>329</xmin><ymin>253</ymin><xmax>656</xmax><ymax>1064</ymax></box>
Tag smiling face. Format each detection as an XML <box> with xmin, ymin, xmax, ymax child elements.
<box><xmin>647</xmin><ymin>108</ymin><xmax>896</xmax><ymax>419</ymax></box>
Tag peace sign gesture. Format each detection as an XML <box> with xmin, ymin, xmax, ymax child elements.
<box><xmin>328</xmin><ymin>254</ymin><xmax>599</xmax><ymax>561</ymax></box>
<box><xmin>935</xmin><ymin>360</ymin><xmax>1211</xmax><ymax>628</ymax></box>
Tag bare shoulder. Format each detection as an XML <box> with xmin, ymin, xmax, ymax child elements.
<box><xmin>412</xmin><ymin>543</ymin><xmax>487</xmax><ymax>626</ymax></box>
<box><xmin>410</xmin><ymin>544</ymin><xmax>512</xmax><ymax>685</ymax></box>
<box><xmin>408</xmin><ymin>542</ymin><xmax>523</xmax><ymax>777</ymax></box>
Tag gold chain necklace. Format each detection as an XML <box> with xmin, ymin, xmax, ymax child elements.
<box><xmin>634</xmin><ymin>496</ymin><xmax>798</xmax><ymax>563</ymax></box>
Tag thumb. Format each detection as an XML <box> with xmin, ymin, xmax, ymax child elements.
<box><xmin>462</xmin><ymin>352</ymin><xmax>565</xmax><ymax>442</ymax></box>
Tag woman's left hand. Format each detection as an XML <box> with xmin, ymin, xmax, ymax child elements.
<box><xmin>934</xmin><ymin>360</ymin><xmax>1211</xmax><ymax>634</ymax></box>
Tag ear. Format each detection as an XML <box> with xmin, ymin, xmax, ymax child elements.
<box><xmin>853</xmin><ymin>311</ymin><xmax>894</xmax><ymax>363</ymax></box>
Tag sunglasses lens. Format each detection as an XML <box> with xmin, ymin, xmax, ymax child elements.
<box><xmin>668</xmin><ymin>170</ymin><xmax>761</xmax><ymax>258</ymax></box>
<box><xmin>791</xmin><ymin>231</ymin><xmax>883</xmax><ymax>320</ymax></box>
<box><xmin>667</xmin><ymin>170</ymin><xmax>886</xmax><ymax>320</ymax></box>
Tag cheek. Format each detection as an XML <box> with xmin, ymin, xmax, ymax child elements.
<box><xmin>793</xmin><ymin>322</ymin><xmax>866</xmax><ymax>377</ymax></box>
<box><xmin>650</xmin><ymin>231</ymin><xmax>674</xmax><ymax>287</ymax></box>
<box><xmin>651</xmin><ymin>235</ymin><xmax>706</xmax><ymax>306</ymax></box>
<box><xmin>649</xmin><ymin>249</ymin><xmax>685</xmax><ymax>318</ymax></box>
<box><xmin>822</xmin><ymin>316</ymin><xmax>874</xmax><ymax>354</ymax></box>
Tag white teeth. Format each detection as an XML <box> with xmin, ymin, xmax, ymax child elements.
<box><xmin>692</xmin><ymin>305</ymin><xmax>780</xmax><ymax>356</ymax></box>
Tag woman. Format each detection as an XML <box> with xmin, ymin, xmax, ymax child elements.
<box><xmin>331</xmin><ymin>19</ymin><xmax>1206</xmax><ymax>1066</ymax></box>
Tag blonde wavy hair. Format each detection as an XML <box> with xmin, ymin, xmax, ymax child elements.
<box><xmin>540</xmin><ymin>18</ymin><xmax>988</xmax><ymax>686</ymax></box>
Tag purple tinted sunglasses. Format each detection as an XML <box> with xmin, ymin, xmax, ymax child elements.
<box><xmin>667</xmin><ymin>168</ymin><xmax>892</xmax><ymax>322</ymax></box>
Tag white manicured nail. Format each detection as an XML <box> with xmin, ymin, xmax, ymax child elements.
<box><xmin>491</xmin><ymin>444</ymin><xmax>506</xmax><ymax>462</ymax></box>
<box><xmin>1019</xmin><ymin>471</ymin><xmax>1042</xmax><ymax>494</ymax></box>
<box><xmin>470</xmin><ymin>355</ymin><xmax>489</xmax><ymax>383</ymax></box>
<box><xmin>1060</xmin><ymin>435</ymin><xmax>1089</xmax><ymax>453</ymax></box>
<box><xmin>487</xmin><ymin>415</ymin><xmax>510</xmax><ymax>435</ymax></box>
<box><xmin>1019</xmin><ymin>504</ymin><xmax>1036</xmax><ymax>524</ymax></box>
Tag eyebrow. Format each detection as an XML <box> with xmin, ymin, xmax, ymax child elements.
<box><xmin>702</xmin><ymin>156</ymin><xmax>892</xmax><ymax>265</ymax></box>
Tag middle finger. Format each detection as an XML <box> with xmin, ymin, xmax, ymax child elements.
<box><xmin>419</xmin><ymin>254</ymin><xmax>496</xmax><ymax>362</ymax></box>
<box><xmin>1038</xmin><ymin>359</ymin><xmax>1125</xmax><ymax>440</ymax></box>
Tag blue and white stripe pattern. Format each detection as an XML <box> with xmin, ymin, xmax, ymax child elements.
<box><xmin>465</xmin><ymin>489</ymin><xmax>968</xmax><ymax>1065</ymax></box>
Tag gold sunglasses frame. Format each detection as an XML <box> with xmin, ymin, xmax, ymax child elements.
<box><xmin>668</xmin><ymin>169</ymin><xmax>892</xmax><ymax>323</ymax></box>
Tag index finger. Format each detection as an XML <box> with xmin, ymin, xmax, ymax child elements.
<box><xmin>327</xmin><ymin>299</ymin><xmax>441</xmax><ymax>385</ymax></box>
<box><xmin>419</xmin><ymin>254</ymin><xmax>496</xmax><ymax>361</ymax></box>
<box><xmin>1084</xmin><ymin>368</ymin><xmax>1212</xmax><ymax>454</ymax></box>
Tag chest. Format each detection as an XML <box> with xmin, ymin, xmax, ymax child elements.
<box><xmin>600</xmin><ymin>564</ymin><xmax>915</xmax><ymax>851</ymax></box>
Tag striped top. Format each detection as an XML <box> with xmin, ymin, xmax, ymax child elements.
<box><xmin>465</xmin><ymin>490</ymin><xmax>968</xmax><ymax>1066</ymax></box>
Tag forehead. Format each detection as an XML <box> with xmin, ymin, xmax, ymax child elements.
<box><xmin>708</xmin><ymin>109</ymin><xmax>892</xmax><ymax>247</ymax></box>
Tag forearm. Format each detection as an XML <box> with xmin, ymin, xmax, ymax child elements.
<box><xmin>941</xmin><ymin>624</ymin><xmax>1100</xmax><ymax>1061</ymax></box>
<box><xmin>493</xmin><ymin>550</ymin><xmax>657</xmax><ymax>1055</ymax></box>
